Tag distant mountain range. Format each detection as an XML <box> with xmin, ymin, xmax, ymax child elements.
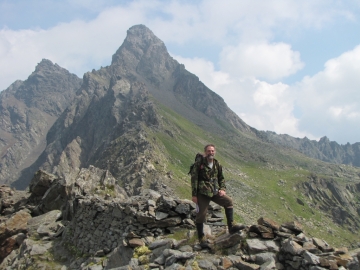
<box><xmin>1</xmin><ymin>24</ymin><xmax>359</xmax><ymax>246</ymax></box>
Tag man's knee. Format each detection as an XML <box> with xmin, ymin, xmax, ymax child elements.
<box><xmin>215</xmin><ymin>195</ymin><xmax>233</xmax><ymax>208</ymax></box>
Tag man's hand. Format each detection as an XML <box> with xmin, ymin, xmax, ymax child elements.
<box><xmin>218</xmin><ymin>190</ymin><xmax>226</xmax><ymax>196</ymax></box>
<box><xmin>192</xmin><ymin>196</ymin><xmax>198</xmax><ymax>204</ymax></box>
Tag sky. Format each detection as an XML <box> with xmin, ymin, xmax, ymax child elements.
<box><xmin>1</xmin><ymin>0</ymin><xmax>360</xmax><ymax>145</ymax></box>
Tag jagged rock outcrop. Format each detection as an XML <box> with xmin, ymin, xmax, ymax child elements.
<box><xmin>0</xmin><ymin>168</ymin><xmax>359</xmax><ymax>269</ymax></box>
<box><xmin>298</xmin><ymin>174</ymin><xmax>360</xmax><ymax>230</ymax></box>
<box><xmin>0</xmin><ymin>59</ymin><xmax>82</xmax><ymax>187</ymax></box>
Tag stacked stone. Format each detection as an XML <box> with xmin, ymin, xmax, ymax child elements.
<box><xmin>62</xmin><ymin>192</ymin><xmax>225</xmax><ymax>257</ymax></box>
<box><xmin>232</xmin><ymin>217</ymin><xmax>360</xmax><ymax>270</ymax></box>
<box><xmin>2</xmin><ymin>178</ymin><xmax>360</xmax><ymax>269</ymax></box>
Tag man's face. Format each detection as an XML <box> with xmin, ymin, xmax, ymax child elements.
<box><xmin>205</xmin><ymin>146</ymin><xmax>216</xmax><ymax>160</ymax></box>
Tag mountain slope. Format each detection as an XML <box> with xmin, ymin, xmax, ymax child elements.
<box><xmin>0</xmin><ymin>59</ymin><xmax>82</xmax><ymax>186</ymax></box>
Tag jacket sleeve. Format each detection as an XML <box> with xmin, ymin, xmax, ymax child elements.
<box><xmin>190</xmin><ymin>162</ymin><xmax>199</xmax><ymax>196</ymax></box>
<box><xmin>217</xmin><ymin>163</ymin><xmax>226</xmax><ymax>191</ymax></box>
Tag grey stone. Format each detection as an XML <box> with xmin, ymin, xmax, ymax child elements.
<box><xmin>37</xmin><ymin>221</ymin><xmax>61</xmax><ymax>237</ymax></box>
<box><xmin>149</xmin><ymin>239</ymin><xmax>174</xmax><ymax>250</ymax></box>
<box><xmin>197</xmin><ymin>259</ymin><xmax>217</xmax><ymax>270</ymax></box>
<box><xmin>104</xmin><ymin>244</ymin><xmax>133</xmax><ymax>269</ymax></box>
<box><xmin>157</xmin><ymin>196</ymin><xmax>177</xmax><ymax>212</ymax></box>
<box><xmin>154</xmin><ymin>254</ymin><xmax>166</xmax><ymax>265</ymax></box>
<box><xmin>178</xmin><ymin>245</ymin><xmax>193</xmax><ymax>252</ymax></box>
<box><xmin>264</xmin><ymin>240</ymin><xmax>280</xmax><ymax>252</ymax></box>
<box><xmin>29</xmin><ymin>242</ymin><xmax>52</xmax><ymax>256</ymax></box>
<box><xmin>227</xmin><ymin>255</ymin><xmax>260</xmax><ymax>269</ymax></box>
<box><xmin>147</xmin><ymin>217</ymin><xmax>182</xmax><ymax>228</ymax></box>
<box><xmin>281</xmin><ymin>239</ymin><xmax>303</xmax><ymax>255</ymax></box>
<box><xmin>254</xmin><ymin>252</ymin><xmax>277</xmax><ymax>265</ymax></box>
<box><xmin>155</xmin><ymin>211</ymin><xmax>169</xmax><ymax>220</ymax></box>
<box><xmin>174</xmin><ymin>203</ymin><xmax>190</xmax><ymax>215</ymax></box>
<box><xmin>27</xmin><ymin>210</ymin><xmax>61</xmax><ymax>237</ymax></box>
<box><xmin>260</xmin><ymin>259</ymin><xmax>276</xmax><ymax>270</ymax></box>
<box><xmin>215</xmin><ymin>232</ymin><xmax>242</xmax><ymax>249</ymax></box>
<box><xmin>136</xmin><ymin>212</ymin><xmax>155</xmax><ymax>224</ymax></box>
<box><xmin>164</xmin><ymin>263</ymin><xmax>185</xmax><ymax>270</ymax></box>
<box><xmin>112</xmin><ymin>207</ymin><xmax>124</xmax><ymax>219</ymax></box>
<box><xmin>303</xmin><ymin>250</ymin><xmax>320</xmax><ymax>265</ymax></box>
<box><xmin>247</xmin><ymin>239</ymin><xmax>269</xmax><ymax>254</ymax></box>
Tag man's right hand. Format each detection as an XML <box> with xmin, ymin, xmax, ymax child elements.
<box><xmin>192</xmin><ymin>196</ymin><xmax>198</xmax><ymax>204</ymax></box>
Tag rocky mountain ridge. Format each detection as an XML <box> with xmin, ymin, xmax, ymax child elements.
<box><xmin>259</xmin><ymin>131</ymin><xmax>360</xmax><ymax>167</ymax></box>
<box><xmin>7</xmin><ymin>25</ymin><xmax>255</xmax><ymax>193</ymax></box>
<box><xmin>0</xmin><ymin>59</ymin><xmax>82</xmax><ymax>186</ymax></box>
<box><xmin>0</xmin><ymin>168</ymin><xmax>359</xmax><ymax>269</ymax></box>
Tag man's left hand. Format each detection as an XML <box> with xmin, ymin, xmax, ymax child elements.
<box><xmin>218</xmin><ymin>190</ymin><xmax>226</xmax><ymax>196</ymax></box>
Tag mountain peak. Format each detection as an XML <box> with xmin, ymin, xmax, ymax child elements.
<box><xmin>319</xmin><ymin>136</ymin><xmax>330</xmax><ymax>143</ymax></box>
<box><xmin>124</xmin><ymin>24</ymin><xmax>164</xmax><ymax>50</ymax></box>
<box><xmin>34</xmin><ymin>59</ymin><xmax>56</xmax><ymax>72</ymax></box>
<box><xmin>127</xmin><ymin>24</ymin><xmax>157</xmax><ymax>39</ymax></box>
<box><xmin>111</xmin><ymin>24</ymin><xmax>168</xmax><ymax>68</ymax></box>
<box><xmin>31</xmin><ymin>59</ymin><xmax>71</xmax><ymax>78</ymax></box>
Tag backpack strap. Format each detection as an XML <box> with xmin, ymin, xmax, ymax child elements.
<box><xmin>188</xmin><ymin>153</ymin><xmax>204</xmax><ymax>174</ymax></box>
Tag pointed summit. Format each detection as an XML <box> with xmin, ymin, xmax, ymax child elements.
<box><xmin>112</xmin><ymin>24</ymin><xmax>166</xmax><ymax>65</ymax></box>
<box><xmin>32</xmin><ymin>59</ymin><xmax>72</xmax><ymax>77</ymax></box>
<box><xmin>111</xmin><ymin>25</ymin><xmax>177</xmax><ymax>83</ymax></box>
<box><xmin>35</xmin><ymin>59</ymin><xmax>55</xmax><ymax>70</ymax></box>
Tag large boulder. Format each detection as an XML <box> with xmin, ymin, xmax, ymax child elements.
<box><xmin>0</xmin><ymin>210</ymin><xmax>32</xmax><ymax>262</ymax></box>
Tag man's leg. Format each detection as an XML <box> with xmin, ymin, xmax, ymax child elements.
<box><xmin>196</xmin><ymin>194</ymin><xmax>211</xmax><ymax>247</ymax></box>
<box><xmin>224</xmin><ymin>207</ymin><xmax>245</xmax><ymax>233</ymax></box>
<box><xmin>212</xmin><ymin>194</ymin><xmax>245</xmax><ymax>234</ymax></box>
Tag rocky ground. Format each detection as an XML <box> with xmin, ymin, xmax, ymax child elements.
<box><xmin>0</xmin><ymin>167</ymin><xmax>359</xmax><ymax>270</ymax></box>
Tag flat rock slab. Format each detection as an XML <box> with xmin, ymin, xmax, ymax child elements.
<box><xmin>27</xmin><ymin>210</ymin><xmax>61</xmax><ymax>237</ymax></box>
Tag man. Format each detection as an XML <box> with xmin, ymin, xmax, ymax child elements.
<box><xmin>191</xmin><ymin>144</ymin><xmax>243</xmax><ymax>247</ymax></box>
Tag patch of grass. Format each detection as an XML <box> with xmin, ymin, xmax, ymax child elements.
<box><xmin>171</xmin><ymin>228</ymin><xmax>198</xmax><ymax>246</ymax></box>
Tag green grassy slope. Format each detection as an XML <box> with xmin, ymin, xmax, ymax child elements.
<box><xmin>147</xmin><ymin>101</ymin><xmax>360</xmax><ymax>248</ymax></box>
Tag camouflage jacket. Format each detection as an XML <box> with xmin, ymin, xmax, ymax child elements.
<box><xmin>190</xmin><ymin>157</ymin><xmax>226</xmax><ymax>197</ymax></box>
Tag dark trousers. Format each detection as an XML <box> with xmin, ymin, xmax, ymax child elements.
<box><xmin>196</xmin><ymin>193</ymin><xmax>233</xmax><ymax>223</ymax></box>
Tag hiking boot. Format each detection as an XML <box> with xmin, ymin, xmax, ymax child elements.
<box><xmin>225</xmin><ymin>208</ymin><xmax>246</xmax><ymax>234</ymax></box>
<box><xmin>228</xmin><ymin>222</ymin><xmax>246</xmax><ymax>234</ymax></box>
<box><xmin>199</xmin><ymin>236</ymin><xmax>213</xmax><ymax>249</ymax></box>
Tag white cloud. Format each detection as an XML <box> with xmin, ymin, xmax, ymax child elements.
<box><xmin>172</xmin><ymin>55</ymin><xmax>230</xmax><ymax>90</ymax></box>
<box><xmin>296</xmin><ymin>45</ymin><xmax>360</xmax><ymax>143</ymax></box>
<box><xmin>0</xmin><ymin>5</ymin><xmax>147</xmax><ymax>90</ymax></box>
<box><xmin>220</xmin><ymin>42</ymin><xmax>304</xmax><ymax>81</ymax></box>
<box><xmin>0</xmin><ymin>28</ymin><xmax>45</xmax><ymax>90</ymax></box>
<box><xmin>250</xmin><ymin>80</ymin><xmax>307</xmax><ymax>137</ymax></box>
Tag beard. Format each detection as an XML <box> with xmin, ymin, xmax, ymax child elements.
<box><xmin>207</xmin><ymin>154</ymin><xmax>214</xmax><ymax>160</ymax></box>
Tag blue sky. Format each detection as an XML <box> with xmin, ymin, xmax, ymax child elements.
<box><xmin>1</xmin><ymin>0</ymin><xmax>360</xmax><ymax>144</ymax></box>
